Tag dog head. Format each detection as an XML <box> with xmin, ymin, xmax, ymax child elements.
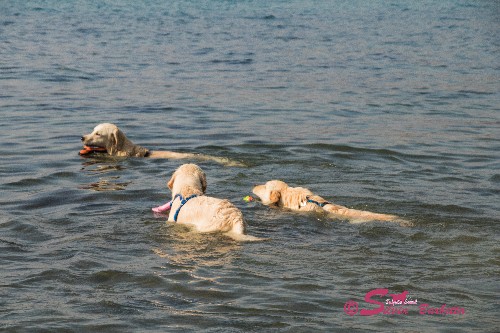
<box><xmin>81</xmin><ymin>123</ymin><xmax>124</xmax><ymax>154</ymax></box>
<box><xmin>252</xmin><ymin>180</ymin><xmax>289</xmax><ymax>205</ymax></box>
<box><xmin>253</xmin><ymin>180</ymin><xmax>315</xmax><ymax>210</ymax></box>
<box><xmin>81</xmin><ymin>123</ymin><xmax>148</xmax><ymax>157</ymax></box>
<box><xmin>167</xmin><ymin>164</ymin><xmax>207</xmax><ymax>198</ymax></box>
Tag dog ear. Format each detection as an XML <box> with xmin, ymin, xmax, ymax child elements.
<box><xmin>167</xmin><ymin>174</ymin><xmax>175</xmax><ymax>190</ymax></box>
<box><xmin>200</xmin><ymin>171</ymin><xmax>207</xmax><ymax>193</ymax></box>
<box><xmin>269</xmin><ymin>190</ymin><xmax>281</xmax><ymax>204</ymax></box>
<box><xmin>109</xmin><ymin>128</ymin><xmax>125</xmax><ymax>155</ymax></box>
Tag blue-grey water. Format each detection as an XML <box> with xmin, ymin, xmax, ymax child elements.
<box><xmin>1</xmin><ymin>1</ymin><xmax>499</xmax><ymax>332</ymax></box>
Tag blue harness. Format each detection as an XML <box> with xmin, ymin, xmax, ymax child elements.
<box><xmin>306</xmin><ymin>196</ymin><xmax>330</xmax><ymax>207</ymax></box>
<box><xmin>173</xmin><ymin>194</ymin><xmax>198</xmax><ymax>222</ymax></box>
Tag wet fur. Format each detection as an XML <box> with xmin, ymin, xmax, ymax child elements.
<box><xmin>167</xmin><ymin>164</ymin><xmax>261</xmax><ymax>241</ymax></box>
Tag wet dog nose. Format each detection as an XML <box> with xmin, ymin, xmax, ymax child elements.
<box><xmin>80</xmin><ymin>136</ymin><xmax>85</xmax><ymax>141</ymax></box>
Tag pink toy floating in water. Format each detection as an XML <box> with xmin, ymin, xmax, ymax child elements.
<box><xmin>152</xmin><ymin>200</ymin><xmax>172</xmax><ymax>213</ymax></box>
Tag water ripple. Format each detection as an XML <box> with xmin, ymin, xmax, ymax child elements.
<box><xmin>1</xmin><ymin>0</ymin><xmax>498</xmax><ymax>331</ymax></box>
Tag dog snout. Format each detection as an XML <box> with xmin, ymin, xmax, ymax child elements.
<box><xmin>81</xmin><ymin>136</ymin><xmax>85</xmax><ymax>141</ymax></box>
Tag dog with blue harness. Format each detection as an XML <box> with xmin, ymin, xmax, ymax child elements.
<box><xmin>165</xmin><ymin>164</ymin><xmax>262</xmax><ymax>241</ymax></box>
<box><xmin>252</xmin><ymin>180</ymin><xmax>405</xmax><ymax>224</ymax></box>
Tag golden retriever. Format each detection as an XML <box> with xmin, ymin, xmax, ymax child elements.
<box><xmin>81</xmin><ymin>123</ymin><xmax>243</xmax><ymax>166</ymax></box>
<box><xmin>165</xmin><ymin>164</ymin><xmax>261</xmax><ymax>241</ymax></box>
<box><xmin>253</xmin><ymin>180</ymin><xmax>406</xmax><ymax>224</ymax></box>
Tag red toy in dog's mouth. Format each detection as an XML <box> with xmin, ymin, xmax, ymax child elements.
<box><xmin>79</xmin><ymin>145</ymin><xmax>107</xmax><ymax>155</ymax></box>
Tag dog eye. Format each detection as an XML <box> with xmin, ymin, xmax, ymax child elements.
<box><xmin>95</xmin><ymin>132</ymin><xmax>100</xmax><ymax>136</ymax></box>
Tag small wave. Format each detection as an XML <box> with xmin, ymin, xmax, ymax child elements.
<box><xmin>491</xmin><ymin>174</ymin><xmax>500</xmax><ymax>183</ymax></box>
<box><xmin>302</xmin><ymin>143</ymin><xmax>464</xmax><ymax>164</ymax></box>
<box><xmin>20</xmin><ymin>268</ymin><xmax>80</xmax><ymax>285</ymax></box>
<box><xmin>418</xmin><ymin>203</ymin><xmax>477</xmax><ymax>215</ymax></box>
<box><xmin>429</xmin><ymin>234</ymin><xmax>483</xmax><ymax>247</ymax></box>
<box><xmin>16</xmin><ymin>189</ymin><xmax>81</xmax><ymax>210</ymax></box>
<box><xmin>275</xmin><ymin>36</ymin><xmax>301</xmax><ymax>42</ymax></box>
<box><xmin>210</xmin><ymin>58</ymin><xmax>253</xmax><ymax>65</ymax></box>
<box><xmin>0</xmin><ymin>237</ymin><xmax>30</xmax><ymax>253</ymax></box>
<box><xmin>89</xmin><ymin>270</ymin><xmax>166</xmax><ymax>289</ymax></box>
<box><xmin>302</xmin><ymin>143</ymin><xmax>413</xmax><ymax>161</ymax></box>
<box><xmin>457</xmin><ymin>89</ymin><xmax>494</xmax><ymax>96</ymax></box>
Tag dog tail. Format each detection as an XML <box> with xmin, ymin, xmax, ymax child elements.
<box><xmin>322</xmin><ymin>204</ymin><xmax>402</xmax><ymax>223</ymax></box>
<box><xmin>199</xmin><ymin>154</ymin><xmax>247</xmax><ymax>167</ymax></box>
<box><xmin>224</xmin><ymin>232</ymin><xmax>266</xmax><ymax>242</ymax></box>
<box><xmin>214</xmin><ymin>200</ymin><xmax>265</xmax><ymax>241</ymax></box>
<box><xmin>225</xmin><ymin>214</ymin><xmax>265</xmax><ymax>242</ymax></box>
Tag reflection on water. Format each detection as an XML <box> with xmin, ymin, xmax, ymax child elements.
<box><xmin>79</xmin><ymin>177</ymin><xmax>131</xmax><ymax>191</ymax></box>
<box><xmin>80</xmin><ymin>160</ymin><xmax>126</xmax><ymax>174</ymax></box>
<box><xmin>79</xmin><ymin>160</ymin><xmax>129</xmax><ymax>191</ymax></box>
<box><xmin>152</xmin><ymin>224</ymin><xmax>242</xmax><ymax>268</ymax></box>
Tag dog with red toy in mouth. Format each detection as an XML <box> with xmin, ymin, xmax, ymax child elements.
<box><xmin>80</xmin><ymin>123</ymin><xmax>243</xmax><ymax>166</ymax></box>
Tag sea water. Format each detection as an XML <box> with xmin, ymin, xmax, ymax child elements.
<box><xmin>0</xmin><ymin>1</ymin><xmax>498</xmax><ymax>331</ymax></box>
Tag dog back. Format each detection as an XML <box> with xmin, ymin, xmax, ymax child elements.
<box><xmin>168</xmin><ymin>196</ymin><xmax>246</xmax><ymax>234</ymax></box>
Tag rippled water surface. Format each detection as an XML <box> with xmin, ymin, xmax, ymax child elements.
<box><xmin>1</xmin><ymin>1</ymin><xmax>499</xmax><ymax>332</ymax></box>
